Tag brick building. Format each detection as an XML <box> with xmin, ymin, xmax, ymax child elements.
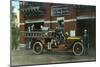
<box><xmin>19</xmin><ymin>1</ymin><xmax>96</xmax><ymax>48</ymax></box>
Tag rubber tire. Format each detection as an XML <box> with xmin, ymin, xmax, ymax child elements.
<box><xmin>73</xmin><ymin>42</ymin><xmax>84</xmax><ymax>56</ymax></box>
<box><xmin>33</xmin><ymin>42</ymin><xmax>43</xmax><ymax>54</ymax></box>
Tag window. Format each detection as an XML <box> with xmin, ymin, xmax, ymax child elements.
<box><xmin>20</xmin><ymin>1</ymin><xmax>45</xmax><ymax>17</ymax></box>
<box><xmin>76</xmin><ymin>5</ymin><xmax>96</xmax><ymax>12</ymax></box>
<box><xmin>51</xmin><ymin>5</ymin><xmax>70</xmax><ymax>16</ymax></box>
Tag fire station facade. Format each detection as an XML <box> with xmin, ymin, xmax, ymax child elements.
<box><xmin>19</xmin><ymin>1</ymin><xmax>96</xmax><ymax>48</ymax></box>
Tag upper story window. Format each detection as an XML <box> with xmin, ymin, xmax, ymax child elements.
<box><xmin>76</xmin><ymin>5</ymin><xmax>96</xmax><ymax>13</ymax></box>
<box><xmin>20</xmin><ymin>1</ymin><xmax>45</xmax><ymax>8</ymax></box>
<box><xmin>51</xmin><ymin>5</ymin><xmax>70</xmax><ymax>16</ymax></box>
<box><xmin>20</xmin><ymin>1</ymin><xmax>45</xmax><ymax>17</ymax></box>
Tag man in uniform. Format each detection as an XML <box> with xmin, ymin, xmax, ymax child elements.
<box><xmin>83</xmin><ymin>29</ymin><xmax>89</xmax><ymax>55</ymax></box>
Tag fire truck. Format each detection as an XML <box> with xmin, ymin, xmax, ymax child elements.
<box><xmin>24</xmin><ymin>25</ymin><xmax>84</xmax><ymax>56</ymax></box>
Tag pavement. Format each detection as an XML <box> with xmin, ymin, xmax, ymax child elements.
<box><xmin>11</xmin><ymin>48</ymin><xmax>96</xmax><ymax>66</ymax></box>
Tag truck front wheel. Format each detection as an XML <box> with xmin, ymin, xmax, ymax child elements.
<box><xmin>33</xmin><ymin>42</ymin><xmax>43</xmax><ymax>54</ymax></box>
<box><xmin>73</xmin><ymin>42</ymin><xmax>84</xmax><ymax>56</ymax></box>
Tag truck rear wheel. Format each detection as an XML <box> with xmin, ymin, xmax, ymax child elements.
<box><xmin>33</xmin><ymin>42</ymin><xmax>43</xmax><ymax>54</ymax></box>
<box><xmin>73</xmin><ymin>42</ymin><xmax>84</xmax><ymax>56</ymax></box>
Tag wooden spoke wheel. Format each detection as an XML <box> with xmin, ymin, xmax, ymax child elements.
<box><xmin>33</xmin><ymin>42</ymin><xmax>43</xmax><ymax>54</ymax></box>
<box><xmin>73</xmin><ymin>42</ymin><xmax>84</xmax><ymax>56</ymax></box>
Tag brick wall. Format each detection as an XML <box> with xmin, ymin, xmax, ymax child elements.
<box><xmin>19</xmin><ymin>1</ymin><xmax>96</xmax><ymax>45</ymax></box>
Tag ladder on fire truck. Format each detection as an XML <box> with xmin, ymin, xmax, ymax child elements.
<box><xmin>25</xmin><ymin>31</ymin><xmax>53</xmax><ymax>38</ymax></box>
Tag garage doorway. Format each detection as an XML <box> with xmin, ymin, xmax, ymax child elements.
<box><xmin>77</xmin><ymin>19</ymin><xmax>96</xmax><ymax>48</ymax></box>
<box><xmin>25</xmin><ymin>22</ymin><xmax>44</xmax><ymax>31</ymax></box>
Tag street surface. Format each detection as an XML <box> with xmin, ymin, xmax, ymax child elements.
<box><xmin>11</xmin><ymin>49</ymin><xmax>96</xmax><ymax>66</ymax></box>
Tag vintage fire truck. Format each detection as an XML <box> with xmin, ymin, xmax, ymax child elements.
<box><xmin>25</xmin><ymin>26</ymin><xmax>84</xmax><ymax>56</ymax></box>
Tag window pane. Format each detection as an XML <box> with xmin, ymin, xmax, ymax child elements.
<box><xmin>51</xmin><ymin>5</ymin><xmax>70</xmax><ymax>16</ymax></box>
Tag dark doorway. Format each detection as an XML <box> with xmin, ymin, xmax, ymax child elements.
<box><xmin>34</xmin><ymin>22</ymin><xmax>44</xmax><ymax>30</ymax></box>
<box><xmin>77</xmin><ymin>19</ymin><xmax>96</xmax><ymax>48</ymax></box>
<box><xmin>25</xmin><ymin>22</ymin><xmax>44</xmax><ymax>31</ymax></box>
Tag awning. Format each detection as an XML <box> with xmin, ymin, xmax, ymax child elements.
<box><xmin>77</xmin><ymin>16</ymin><xmax>96</xmax><ymax>20</ymax></box>
<box><xmin>25</xmin><ymin>19</ymin><xmax>44</xmax><ymax>23</ymax></box>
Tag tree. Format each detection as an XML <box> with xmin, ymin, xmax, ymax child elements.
<box><xmin>11</xmin><ymin>6</ymin><xmax>19</xmax><ymax>50</ymax></box>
